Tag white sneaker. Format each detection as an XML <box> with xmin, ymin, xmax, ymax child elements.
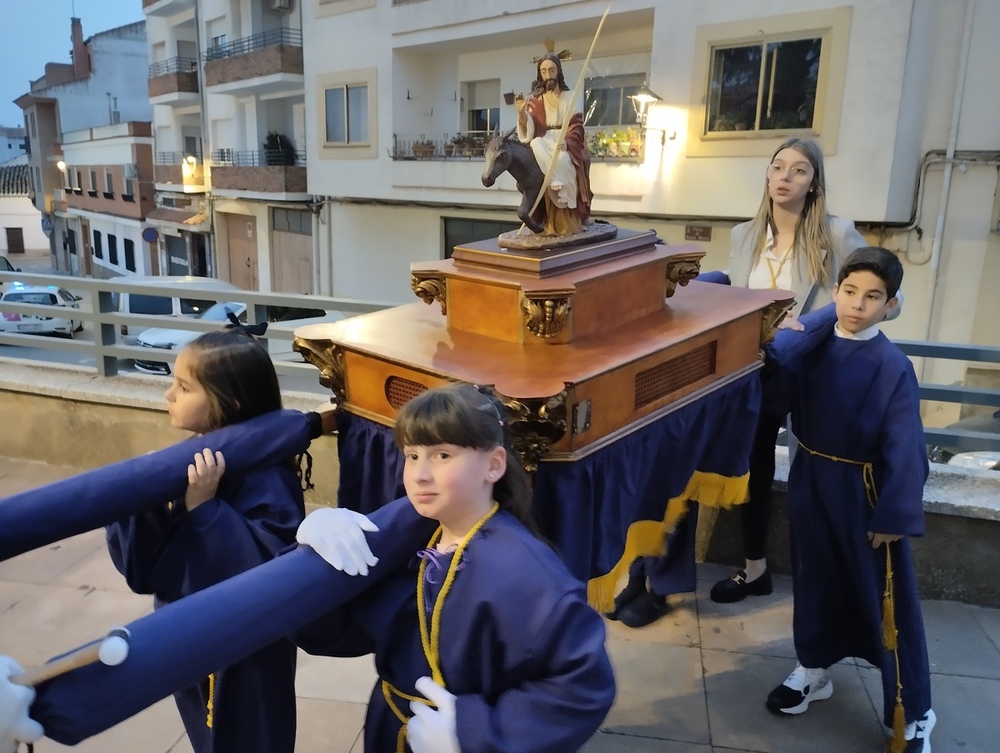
<box><xmin>765</xmin><ymin>662</ymin><xmax>833</xmax><ymax>715</ymax></box>
<box><xmin>902</xmin><ymin>708</ymin><xmax>935</xmax><ymax>753</ymax></box>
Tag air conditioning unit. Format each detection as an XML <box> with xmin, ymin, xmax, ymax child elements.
<box><xmin>270</xmin><ymin>0</ymin><xmax>292</xmax><ymax>12</ymax></box>
<box><xmin>123</xmin><ymin>163</ymin><xmax>138</xmax><ymax>180</ymax></box>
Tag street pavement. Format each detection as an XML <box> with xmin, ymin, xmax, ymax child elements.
<box><xmin>1</xmin><ymin>457</ymin><xmax>999</xmax><ymax>752</ymax></box>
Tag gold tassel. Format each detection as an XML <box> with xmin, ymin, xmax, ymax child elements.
<box><xmin>888</xmin><ymin>698</ymin><xmax>906</xmax><ymax>753</ymax></box>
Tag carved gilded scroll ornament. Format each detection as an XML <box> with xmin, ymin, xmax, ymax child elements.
<box><xmin>520</xmin><ymin>295</ymin><xmax>572</xmax><ymax>339</ymax></box>
<box><xmin>293</xmin><ymin>336</ymin><xmax>347</xmax><ymax>404</ymax></box>
<box><xmin>411</xmin><ymin>273</ymin><xmax>447</xmax><ymax>315</ymax></box>
<box><xmin>497</xmin><ymin>389</ymin><xmax>568</xmax><ymax>471</ymax></box>
<box><xmin>663</xmin><ymin>254</ymin><xmax>704</xmax><ymax>298</ymax></box>
<box><xmin>759</xmin><ymin>299</ymin><xmax>796</xmax><ymax>354</ymax></box>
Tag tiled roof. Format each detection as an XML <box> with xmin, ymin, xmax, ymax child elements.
<box><xmin>0</xmin><ymin>164</ymin><xmax>30</xmax><ymax>196</ymax></box>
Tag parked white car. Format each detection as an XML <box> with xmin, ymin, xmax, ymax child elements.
<box><xmin>0</xmin><ymin>283</ymin><xmax>83</xmax><ymax>337</ymax></box>
<box><xmin>134</xmin><ymin>300</ymin><xmax>344</xmax><ymax>374</ymax></box>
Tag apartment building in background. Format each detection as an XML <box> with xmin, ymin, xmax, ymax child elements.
<box><xmin>15</xmin><ymin>17</ymin><xmax>153</xmax><ymax>277</ymax></box>
<box><xmin>144</xmin><ymin>0</ymin><xmax>311</xmax><ymax>292</ymax></box>
<box><xmin>299</xmin><ymin>0</ymin><xmax>998</xmax><ymax>430</ymax></box>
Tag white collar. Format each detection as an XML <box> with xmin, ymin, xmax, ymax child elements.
<box><xmin>834</xmin><ymin>322</ymin><xmax>880</xmax><ymax>340</ymax></box>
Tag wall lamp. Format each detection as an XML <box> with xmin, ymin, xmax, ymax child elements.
<box><xmin>56</xmin><ymin>160</ymin><xmax>67</xmax><ymax>172</ymax></box>
<box><xmin>628</xmin><ymin>83</ymin><xmax>675</xmax><ymax>145</ymax></box>
<box><xmin>184</xmin><ymin>154</ymin><xmax>198</xmax><ymax>166</ymax></box>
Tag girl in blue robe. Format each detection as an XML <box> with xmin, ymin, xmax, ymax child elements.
<box><xmin>106</xmin><ymin>328</ymin><xmax>307</xmax><ymax>753</ymax></box>
<box><xmin>295</xmin><ymin>382</ymin><xmax>616</xmax><ymax>753</ymax></box>
<box><xmin>763</xmin><ymin>247</ymin><xmax>933</xmax><ymax>752</ymax></box>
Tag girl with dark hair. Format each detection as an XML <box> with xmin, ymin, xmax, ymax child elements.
<box><xmin>294</xmin><ymin>382</ymin><xmax>615</xmax><ymax>753</ymax></box>
<box><xmin>105</xmin><ymin>327</ymin><xmax>305</xmax><ymax>753</ymax></box>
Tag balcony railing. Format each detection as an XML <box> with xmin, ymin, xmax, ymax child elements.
<box><xmin>211</xmin><ymin>149</ymin><xmax>307</xmax><ymax>167</ymax></box>
<box><xmin>149</xmin><ymin>57</ymin><xmax>199</xmax><ymax>77</ymax></box>
<box><xmin>391</xmin><ymin>132</ymin><xmax>490</xmax><ymax>161</ymax></box>
<box><xmin>390</xmin><ymin>129</ymin><xmax>645</xmax><ymax>162</ymax></box>
<box><xmin>204</xmin><ymin>28</ymin><xmax>303</xmax><ymax>62</ymax></box>
<box><xmin>155</xmin><ymin>151</ymin><xmax>201</xmax><ymax>165</ymax></box>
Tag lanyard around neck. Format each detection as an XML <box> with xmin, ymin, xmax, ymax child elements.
<box><xmin>416</xmin><ymin>502</ymin><xmax>500</xmax><ymax>687</ymax></box>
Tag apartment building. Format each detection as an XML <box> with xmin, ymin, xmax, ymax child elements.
<box><xmin>144</xmin><ymin>0</ymin><xmax>312</xmax><ymax>292</ymax></box>
<box><xmin>0</xmin><ymin>128</ymin><xmax>28</xmax><ymax>164</ymax></box>
<box><xmin>15</xmin><ymin>18</ymin><xmax>152</xmax><ymax>277</ymax></box>
<box><xmin>300</xmin><ymin>0</ymin><xmax>999</xmax><ymax>416</ymax></box>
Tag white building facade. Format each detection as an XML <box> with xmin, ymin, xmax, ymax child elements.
<box><xmin>16</xmin><ymin>18</ymin><xmax>152</xmax><ymax>276</ymax></box>
<box><xmin>299</xmin><ymin>0</ymin><xmax>999</xmax><ymax>427</ymax></box>
<box><xmin>144</xmin><ymin>0</ymin><xmax>314</xmax><ymax>293</ymax></box>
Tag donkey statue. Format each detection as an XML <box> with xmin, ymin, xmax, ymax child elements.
<box><xmin>481</xmin><ymin>129</ymin><xmax>546</xmax><ymax>234</ymax></box>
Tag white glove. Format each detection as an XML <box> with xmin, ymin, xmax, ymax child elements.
<box><xmin>295</xmin><ymin>507</ymin><xmax>379</xmax><ymax>576</ymax></box>
<box><xmin>0</xmin><ymin>657</ymin><xmax>44</xmax><ymax>753</ymax></box>
<box><xmin>408</xmin><ymin>676</ymin><xmax>460</xmax><ymax>753</ymax></box>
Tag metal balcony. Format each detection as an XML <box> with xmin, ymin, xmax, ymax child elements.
<box><xmin>203</xmin><ymin>29</ymin><xmax>303</xmax><ymax>96</ymax></box>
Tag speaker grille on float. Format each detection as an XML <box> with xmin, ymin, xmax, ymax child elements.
<box><xmin>634</xmin><ymin>342</ymin><xmax>717</xmax><ymax>410</ymax></box>
<box><xmin>385</xmin><ymin>376</ymin><xmax>429</xmax><ymax>410</ymax></box>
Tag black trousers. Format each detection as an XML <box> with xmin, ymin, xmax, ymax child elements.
<box><xmin>741</xmin><ymin>411</ymin><xmax>785</xmax><ymax>561</ymax></box>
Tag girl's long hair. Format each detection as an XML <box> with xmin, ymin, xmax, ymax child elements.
<box><xmin>183</xmin><ymin>329</ymin><xmax>283</xmax><ymax>432</ymax></box>
<box><xmin>747</xmin><ymin>137</ymin><xmax>836</xmax><ymax>285</ymax></box>
<box><xmin>393</xmin><ymin>382</ymin><xmax>539</xmax><ymax>536</ymax></box>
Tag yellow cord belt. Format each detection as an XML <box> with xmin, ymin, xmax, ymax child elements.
<box><xmin>382</xmin><ymin>502</ymin><xmax>500</xmax><ymax>753</ymax></box>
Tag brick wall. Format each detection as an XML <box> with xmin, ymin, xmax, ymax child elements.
<box><xmin>212</xmin><ymin>165</ymin><xmax>307</xmax><ymax>193</ymax></box>
<box><xmin>148</xmin><ymin>71</ymin><xmax>198</xmax><ymax>98</ymax></box>
<box><xmin>205</xmin><ymin>45</ymin><xmax>303</xmax><ymax>87</ymax></box>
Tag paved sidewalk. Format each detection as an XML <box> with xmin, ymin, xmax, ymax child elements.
<box><xmin>1</xmin><ymin>457</ymin><xmax>998</xmax><ymax>752</ymax></box>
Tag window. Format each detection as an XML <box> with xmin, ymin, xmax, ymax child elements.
<box><xmin>124</xmin><ymin>239</ymin><xmax>136</xmax><ymax>272</ymax></box>
<box><xmin>466</xmin><ymin>80</ymin><xmax>500</xmax><ymax>133</ymax></box>
<box><xmin>63</xmin><ymin>165</ymin><xmax>72</xmax><ymax>190</ymax></box>
<box><xmin>442</xmin><ymin>217</ymin><xmax>520</xmax><ymax>259</ymax></box>
<box><xmin>324</xmin><ymin>85</ymin><xmax>369</xmax><ymax>144</ymax></box>
<box><xmin>28</xmin><ymin>112</ymin><xmax>36</xmax><ymax>139</ymax></box>
<box><xmin>687</xmin><ymin>7</ymin><xmax>851</xmax><ymax>157</ymax></box>
<box><xmin>108</xmin><ymin>234</ymin><xmax>119</xmax><ymax>266</ymax></box>
<box><xmin>318</xmin><ymin>68</ymin><xmax>377</xmax><ymax>158</ymax></box>
<box><xmin>273</xmin><ymin>208</ymin><xmax>312</xmax><ymax>235</ymax></box>
<box><xmin>707</xmin><ymin>38</ymin><xmax>820</xmax><ymax>133</ymax></box>
<box><xmin>88</xmin><ymin>170</ymin><xmax>98</xmax><ymax>196</ymax></box>
<box><xmin>123</xmin><ymin>177</ymin><xmax>135</xmax><ymax>200</ymax></box>
<box><xmin>104</xmin><ymin>170</ymin><xmax>115</xmax><ymax>198</ymax></box>
<box><xmin>93</xmin><ymin>231</ymin><xmax>103</xmax><ymax>259</ymax></box>
<box><xmin>585</xmin><ymin>73</ymin><xmax>645</xmax><ymax>127</ymax></box>
<box><xmin>75</xmin><ymin>171</ymin><xmax>83</xmax><ymax>194</ymax></box>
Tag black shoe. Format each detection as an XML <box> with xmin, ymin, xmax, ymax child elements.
<box><xmin>604</xmin><ymin>577</ymin><xmax>647</xmax><ymax>621</ymax></box>
<box><xmin>710</xmin><ymin>568</ymin><xmax>773</xmax><ymax>603</ymax></box>
<box><xmin>618</xmin><ymin>590</ymin><xmax>671</xmax><ymax>628</ymax></box>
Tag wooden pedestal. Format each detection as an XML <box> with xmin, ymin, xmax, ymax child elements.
<box><xmin>295</xmin><ymin>265</ymin><xmax>793</xmax><ymax>469</ymax></box>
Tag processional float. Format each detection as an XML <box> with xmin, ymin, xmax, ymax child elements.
<box><xmin>0</xmin><ymin>31</ymin><xmax>795</xmax><ymax>743</ymax></box>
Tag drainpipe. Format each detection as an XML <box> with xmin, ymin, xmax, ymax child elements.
<box><xmin>922</xmin><ymin>0</ymin><xmax>976</xmax><ymax>365</ymax></box>
<box><xmin>193</xmin><ymin>1</ymin><xmax>215</xmax><ymax>275</ymax></box>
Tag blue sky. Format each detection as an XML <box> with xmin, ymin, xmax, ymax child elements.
<box><xmin>0</xmin><ymin>0</ymin><xmax>145</xmax><ymax>127</ymax></box>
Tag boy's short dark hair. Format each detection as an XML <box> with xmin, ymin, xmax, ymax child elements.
<box><xmin>837</xmin><ymin>246</ymin><xmax>903</xmax><ymax>299</ymax></box>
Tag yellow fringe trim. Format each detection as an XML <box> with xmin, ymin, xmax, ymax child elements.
<box><xmin>587</xmin><ymin>470</ymin><xmax>749</xmax><ymax>613</ymax></box>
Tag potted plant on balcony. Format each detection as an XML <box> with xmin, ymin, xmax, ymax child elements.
<box><xmin>263</xmin><ymin>132</ymin><xmax>297</xmax><ymax>166</ymax></box>
<box><xmin>411</xmin><ymin>139</ymin><xmax>436</xmax><ymax>159</ymax></box>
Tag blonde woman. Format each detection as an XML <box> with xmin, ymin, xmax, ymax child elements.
<box><xmin>710</xmin><ymin>137</ymin><xmax>866</xmax><ymax>605</ymax></box>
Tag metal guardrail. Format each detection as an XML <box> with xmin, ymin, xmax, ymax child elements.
<box><xmin>155</xmin><ymin>151</ymin><xmax>201</xmax><ymax>165</ymax></box>
<box><xmin>894</xmin><ymin>339</ymin><xmax>1000</xmax><ymax>454</ymax></box>
<box><xmin>204</xmin><ymin>28</ymin><xmax>303</xmax><ymax>62</ymax></box>
<box><xmin>0</xmin><ymin>271</ymin><xmax>392</xmax><ymax>379</ymax></box>
<box><xmin>148</xmin><ymin>57</ymin><xmax>199</xmax><ymax>77</ymax></box>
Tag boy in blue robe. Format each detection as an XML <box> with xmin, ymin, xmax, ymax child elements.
<box><xmin>763</xmin><ymin>247</ymin><xmax>934</xmax><ymax>753</ymax></box>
